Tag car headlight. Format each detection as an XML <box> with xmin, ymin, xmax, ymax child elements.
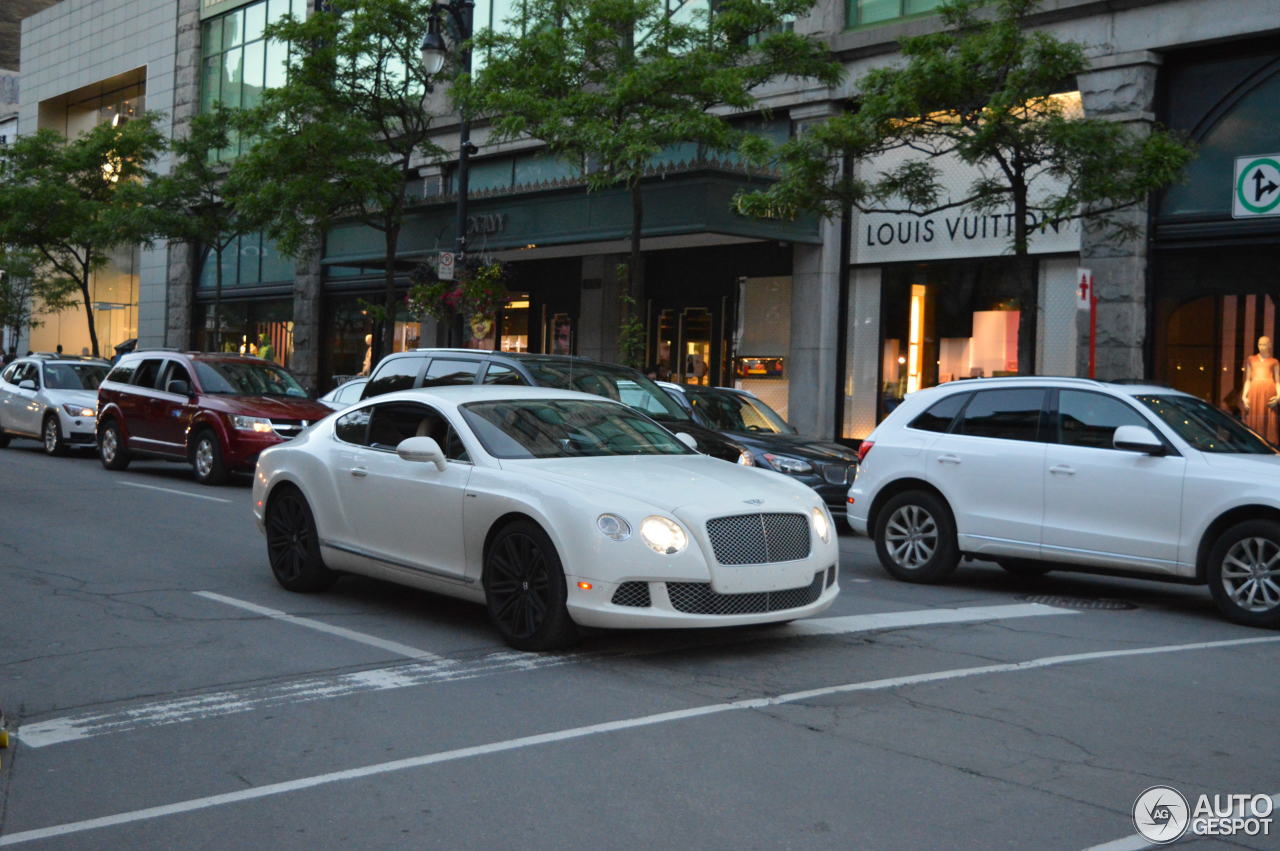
<box><xmin>811</xmin><ymin>506</ymin><xmax>830</xmax><ymax>543</ymax></box>
<box><xmin>737</xmin><ymin>449</ymin><xmax>755</xmax><ymax>466</ymax></box>
<box><xmin>763</xmin><ymin>453</ymin><xmax>812</xmax><ymax>474</ymax></box>
<box><xmin>597</xmin><ymin>513</ymin><xmax>632</xmax><ymax>541</ymax></box>
<box><xmin>62</xmin><ymin>403</ymin><xmax>95</xmax><ymax>418</ymax></box>
<box><xmin>232</xmin><ymin>415</ymin><xmax>274</xmax><ymax>433</ymax></box>
<box><xmin>640</xmin><ymin>515</ymin><xmax>687</xmax><ymax>555</ymax></box>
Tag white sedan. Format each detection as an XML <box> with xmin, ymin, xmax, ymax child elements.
<box><xmin>252</xmin><ymin>385</ymin><xmax>840</xmax><ymax>649</ymax></box>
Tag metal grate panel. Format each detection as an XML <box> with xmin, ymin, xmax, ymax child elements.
<box><xmin>666</xmin><ymin>572</ymin><xmax>824</xmax><ymax>615</ymax></box>
<box><xmin>611</xmin><ymin>581</ymin><xmax>651</xmax><ymax>608</ymax></box>
<box><xmin>705</xmin><ymin>513</ymin><xmax>811</xmax><ymax>565</ymax></box>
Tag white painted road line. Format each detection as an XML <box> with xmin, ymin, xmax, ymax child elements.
<box><xmin>118</xmin><ymin>481</ymin><xmax>233</xmax><ymax>504</ymax></box>
<box><xmin>1083</xmin><ymin>791</ymin><xmax>1280</xmax><ymax>851</ymax></box>
<box><xmin>5</xmin><ymin>634</ymin><xmax>1278</xmax><ymax>847</ymax></box>
<box><xmin>16</xmin><ymin>602</ymin><xmax>1070</xmax><ymax>749</ymax></box>
<box><xmin>193</xmin><ymin>591</ymin><xmax>452</xmax><ymax>664</ymax></box>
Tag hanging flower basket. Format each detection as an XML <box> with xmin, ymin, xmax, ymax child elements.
<box><xmin>406</xmin><ymin>259</ymin><xmax>508</xmax><ymax>339</ymax></box>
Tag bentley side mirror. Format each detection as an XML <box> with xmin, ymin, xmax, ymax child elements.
<box><xmin>675</xmin><ymin>432</ymin><xmax>698</xmax><ymax>451</ymax></box>
<box><xmin>1113</xmin><ymin>424</ymin><xmax>1166</xmax><ymax>456</ymax></box>
<box><xmin>396</xmin><ymin>435</ymin><xmax>447</xmax><ymax>471</ymax></box>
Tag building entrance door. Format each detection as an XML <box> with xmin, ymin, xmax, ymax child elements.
<box><xmin>654</xmin><ymin>306</ymin><xmax>721</xmax><ymax>386</ymax></box>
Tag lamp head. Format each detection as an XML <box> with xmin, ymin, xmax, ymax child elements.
<box><xmin>420</xmin><ymin>17</ymin><xmax>448</xmax><ymax>75</ymax></box>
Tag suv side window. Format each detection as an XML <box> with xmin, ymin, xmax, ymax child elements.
<box><xmin>160</xmin><ymin>361</ymin><xmax>193</xmax><ymax>394</ymax></box>
<box><xmin>1</xmin><ymin>363</ymin><xmax>19</xmax><ymax>384</ymax></box>
<box><xmin>366</xmin><ymin>401</ymin><xmax>466</xmax><ymax>460</ymax></box>
<box><xmin>910</xmin><ymin>392</ymin><xmax>969</xmax><ymax>433</ymax></box>
<box><xmin>106</xmin><ymin>361</ymin><xmax>136</xmax><ymax>385</ymax></box>
<box><xmin>334</xmin><ymin>407</ymin><xmax>372</xmax><ymax>444</ymax></box>
<box><xmin>956</xmin><ymin>389</ymin><xmax>1045</xmax><ymax>442</ymax></box>
<box><xmin>421</xmin><ymin>359</ymin><xmax>480</xmax><ymax>387</ymax></box>
<box><xmin>9</xmin><ymin>363</ymin><xmax>33</xmax><ymax>386</ymax></box>
<box><xmin>483</xmin><ymin>363</ymin><xmax>522</xmax><ymax>385</ymax></box>
<box><xmin>1057</xmin><ymin>390</ymin><xmax>1151</xmax><ymax>449</ymax></box>
<box><xmin>363</xmin><ymin>356</ymin><xmax>425</xmax><ymax>399</ymax></box>
<box><xmin>131</xmin><ymin>359</ymin><xmax>165</xmax><ymax>389</ymax></box>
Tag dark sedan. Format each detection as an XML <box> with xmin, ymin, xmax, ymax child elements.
<box><xmin>659</xmin><ymin>382</ymin><xmax>859</xmax><ymax>511</ymax></box>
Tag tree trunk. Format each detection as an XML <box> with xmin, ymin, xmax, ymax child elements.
<box><xmin>1012</xmin><ymin>183</ymin><xmax>1036</xmax><ymax>376</ymax></box>
<box><xmin>378</xmin><ymin>221</ymin><xmax>402</xmax><ymax>366</ymax></box>
<box><xmin>212</xmin><ymin>244</ymin><xmax>223</xmax><ymax>353</ymax></box>
<box><xmin>80</xmin><ymin>254</ymin><xmax>100</xmax><ymax>359</ymax></box>
<box><xmin>628</xmin><ymin>181</ymin><xmax>644</xmax><ymax>307</ymax></box>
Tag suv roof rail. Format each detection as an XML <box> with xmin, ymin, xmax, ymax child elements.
<box><xmin>948</xmin><ymin>375</ymin><xmax>1107</xmax><ymax>389</ymax></box>
<box><xmin>132</xmin><ymin>347</ymin><xmax>183</xmax><ymax>353</ymax></box>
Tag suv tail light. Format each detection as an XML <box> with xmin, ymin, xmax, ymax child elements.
<box><xmin>856</xmin><ymin>440</ymin><xmax>874</xmax><ymax>462</ymax></box>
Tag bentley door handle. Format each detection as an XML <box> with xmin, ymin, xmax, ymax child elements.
<box><xmin>936</xmin><ymin>454</ymin><xmax>962</xmax><ymax>464</ymax></box>
<box><xmin>1049</xmin><ymin>464</ymin><xmax>1076</xmax><ymax>475</ymax></box>
<box><xmin>350</xmin><ymin>467</ymin><xmax>368</xmax><ymax>478</ymax></box>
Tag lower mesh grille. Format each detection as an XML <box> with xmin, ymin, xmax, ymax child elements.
<box><xmin>666</xmin><ymin>572</ymin><xmax>824</xmax><ymax>615</ymax></box>
<box><xmin>611</xmin><ymin>581</ymin><xmax>651</xmax><ymax>607</ymax></box>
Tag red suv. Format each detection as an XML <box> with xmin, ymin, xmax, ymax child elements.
<box><xmin>97</xmin><ymin>350</ymin><xmax>333</xmax><ymax>484</ymax></box>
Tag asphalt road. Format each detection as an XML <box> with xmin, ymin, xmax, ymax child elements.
<box><xmin>1</xmin><ymin>439</ymin><xmax>1277</xmax><ymax>849</ymax></box>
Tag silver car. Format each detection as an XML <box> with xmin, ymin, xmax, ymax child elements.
<box><xmin>0</xmin><ymin>355</ymin><xmax>110</xmax><ymax>455</ymax></box>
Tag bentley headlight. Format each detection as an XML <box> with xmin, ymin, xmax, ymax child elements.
<box><xmin>597</xmin><ymin>513</ymin><xmax>632</xmax><ymax>541</ymax></box>
<box><xmin>763</xmin><ymin>453</ymin><xmax>813</xmax><ymax>474</ymax></box>
<box><xmin>811</xmin><ymin>506</ymin><xmax>830</xmax><ymax>543</ymax></box>
<box><xmin>232</xmin><ymin>415</ymin><xmax>274</xmax><ymax>433</ymax></box>
<box><xmin>640</xmin><ymin>515</ymin><xmax>687</xmax><ymax>555</ymax></box>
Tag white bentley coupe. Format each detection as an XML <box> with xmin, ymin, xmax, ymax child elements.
<box><xmin>252</xmin><ymin>386</ymin><xmax>840</xmax><ymax>649</ymax></box>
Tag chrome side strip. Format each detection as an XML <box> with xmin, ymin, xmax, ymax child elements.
<box><xmin>320</xmin><ymin>539</ymin><xmax>474</xmax><ymax>584</ymax></box>
<box><xmin>961</xmin><ymin>533</ymin><xmax>1186</xmax><ymax>567</ymax></box>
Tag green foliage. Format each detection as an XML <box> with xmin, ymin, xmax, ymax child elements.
<box><xmin>0</xmin><ymin>247</ymin><xmax>78</xmax><ymax>347</ymax></box>
<box><xmin>736</xmin><ymin>0</ymin><xmax>1195</xmax><ymax>374</ymax></box>
<box><xmin>616</xmin><ymin>292</ymin><xmax>646</xmax><ymax>369</ymax></box>
<box><xmin>467</xmin><ymin>0</ymin><xmax>840</xmax><ymax>195</ymax></box>
<box><xmin>0</xmin><ymin>113</ymin><xmax>168</xmax><ymax>357</ymax></box>
<box><xmin>406</xmin><ymin>260</ymin><xmax>509</xmax><ymax>323</ymax></box>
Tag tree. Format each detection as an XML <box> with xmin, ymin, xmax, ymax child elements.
<box><xmin>149</xmin><ymin>104</ymin><xmax>263</xmax><ymax>353</ymax></box>
<box><xmin>0</xmin><ymin>246</ymin><xmax>78</xmax><ymax>354</ymax></box>
<box><xmin>466</xmin><ymin>0</ymin><xmax>841</xmax><ymax>342</ymax></box>
<box><xmin>736</xmin><ymin>0</ymin><xmax>1194</xmax><ymax>374</ymax></box>
<box><xmin>231</xmin><ymin>0</ymin><xmax>446</xmax><ymax>364</ymax></box>
<box><xmin>0</xmin><ymin>114</ymin><xmax>167</xmax><ymax>357</ymax></box>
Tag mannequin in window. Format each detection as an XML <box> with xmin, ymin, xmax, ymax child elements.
<box><xmin>1242</xmin><ymin>335</ymin><xmax>1279</xmax><ymax>443</ymax></box>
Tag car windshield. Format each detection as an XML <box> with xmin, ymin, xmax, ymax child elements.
<box><xmin>1135</xmin><ymin>394</ymin><xmax>1278</xmax><ymax>454</ymax></box>
<box><xmin>521</xmin><ymin>360</ymin><xmax>691</xmax><ymax>421</ymax></box>
<box><xmin>43</xmin><ymin>362</ymin><xmax>108</xmax><ymax>391</ymax></box>
<box><xmin>687</xmin><ymin>388</ymin><xmax>793</xmax><ymax>434</ymax></box>
<box><xmin>194</xmin><ymin>360</ymin><xmax>308</xmax><ymax>397</ymax></box>
<box><xmin>460</xmin><ymin>399</ymin><xmax>694</xmax><ymax>459</ymax></box>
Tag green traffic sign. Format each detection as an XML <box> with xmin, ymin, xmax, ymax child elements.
<box><xmin>1235</xmin><ymin>157</ymin><xmax>1280</xmax><ymax>215</ymax></box>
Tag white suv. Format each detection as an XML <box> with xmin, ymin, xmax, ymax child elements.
<box><xmin>847</xmin><ymin>377</ymin><xmax>1280</xmax><ymax>628</ymax></box>
<box><xmin>0</xmin><ymin>356</ymin><xmax>110</xmax><ymax>455</ymax></box>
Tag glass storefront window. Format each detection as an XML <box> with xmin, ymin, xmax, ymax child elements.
<box><xmin>322</xmin><ymin>295</ymin><xmax>433</xmax><ymax>390</ymax></box>
<box><xmin>879</xmin><ymin>260</ymin><xmax>1022</xmax><ymax>419</ymax></box>
<box><xmin>194</xmin><ymin>298</ymin><xmax>294</xmax><ymax>368</ymax></box>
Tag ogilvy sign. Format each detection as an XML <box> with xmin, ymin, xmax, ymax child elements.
<box><xmin>851</xmin><ymin>149</ymin><xmax>1080</xmax><ymax>264</ymax></box>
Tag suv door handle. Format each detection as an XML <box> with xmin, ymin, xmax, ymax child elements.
<box><xmin>937</xmin><ymin>454</ymin><xmax>962</xmax><ymax>464</ymax></box>
<box><xmin>350</xmin><ymin>467</ymin><xmax>368</xmax><ymax>478</ymax></box>
<box><xmin>1049</xmin><ymin>464</ymin><xmax>1076</xmax><ymax>475</ymax></box>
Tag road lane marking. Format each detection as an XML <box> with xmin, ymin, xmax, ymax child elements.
<box><xmin>1083</xmin><ymin>791</ymin><xmax>1280</xmax><ymax>851</ymax></box>
<box><xmin>193</xmin><ymin>592</ymin><xmax>451</xmax><ymax>664</ymax></box>
<box><xmin>17</xmin><ymin>602</ymin><xmax>1069</xmax><ymax>749</ymax></box>
<box><xmin>5</xmin><ymin>634</ymin><xmax>1278</xmax><ymax>847</ymax></box>
<box><xmin>118</xmin><ymin>481</ymin><xmax>233</xmax><ymax>504</ymax></box>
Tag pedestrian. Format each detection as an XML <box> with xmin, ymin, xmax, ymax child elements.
<box><xmin>55</xmin><ymin>344</ymin><xmax>63</xmax><ymax>355</ymax></box>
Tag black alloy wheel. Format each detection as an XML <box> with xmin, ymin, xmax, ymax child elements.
<box><xmin>266</xmin><ymin>488</ymin><xmax>336</xmax><ymax>592</ymax></box>
<box><xmin>483</xmin><ymin>521</ymin><xmax>577</xmax><ymax>651</ymax></box>
<box><xmin>43</xmin><ymin>414</ymin><xmax>67</xmax><ymax>456</ymax></box>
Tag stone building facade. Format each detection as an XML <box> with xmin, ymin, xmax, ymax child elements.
<box><xmin>17</xmin><ymin>0</ymin><xmax>1280</xmax><ymax>439</ymax></box>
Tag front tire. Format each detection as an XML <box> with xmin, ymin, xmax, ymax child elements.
<box><xmin>483</xmin><ymin>521</ymin><xmax>577</xmax><ymax>651</ymax></box>
<box><xmin>43</xmin><ymin>414</ymin><xmax>67</xmax><ymax>456</ymax></box>
<box><xmin>266</xmin><ymin>487</ymin><xmax>336</xmax><ymax>592</ymax></box>
<box><xmin>874</xmin><ymin>490</ymin><xmax>960</xmax><ymax>583</ymax></box>
<box><xmin>1207</xmin><ymin>520</ymin><xmax>1280</xmax><ymax>628</ymax></box>
<box><xmin>191</xmin><ymin>430</ymin><xmax>228</xmax><ymax>485</ymax></box>
<box><xmin>99</xmin><ymin>421</ymin><xmax>130</xmax><ymax>470</ymax></box>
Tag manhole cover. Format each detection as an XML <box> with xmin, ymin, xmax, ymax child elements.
<box><xmin>1021</xmin><ymin>594</ymin><xmax>1137</xmax><ymax>610</ymax></box>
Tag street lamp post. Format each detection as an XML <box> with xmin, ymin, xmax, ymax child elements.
<box><xmin>421</xmin><ymin>0</ymin><xmax>476</xmax><ymax>347</ymax></box>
